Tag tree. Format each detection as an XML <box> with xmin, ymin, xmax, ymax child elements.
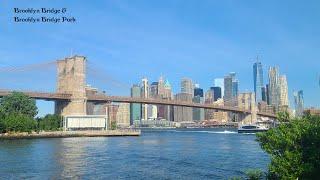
<box><xmin>256</xmin><ymin>115</ymin><xmax>320</xmax><ymax>179</ymax></box>
<box><xmin>3</xmin><ymin>113</ymin><xmax>36</xmax><ymax>133</ymax></box>
<box><xmin>38</xmin><ymin>114</ymin><xmax>62</xmax><ymax>131</ymax></box>
<box><xmin>0</xmin><ymin>92</ymin><xmax>38</xmax><ymax>133</ymax></box>
<box><xmin>0</xmin><ymin>108</ymin><xmax>5</xmax><ymax>133</ymax></box>
<box><xmin>276</xmin><ymin>111</ymin><xmax>290</xmax><ymax>123</ymax></box>
<box><xmin>0</xmin><ymin>91</ymin><xmax>38</xmax><ymax>118</ymax></box>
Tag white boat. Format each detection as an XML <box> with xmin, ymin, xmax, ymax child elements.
<box><xmin>238</xmin><ymin>124</ymin><xmax>268</xmax><ymax>133</ymax></box>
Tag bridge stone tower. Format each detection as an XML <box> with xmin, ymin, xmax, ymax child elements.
<box><xmin>237</xmin><ymin>92</ymin><xmax>257</xmax><ymax>124</ymax></box>
<box><xmin>55</xmin><ymin>56</ymin><xmax>87</xmax><ymax>116</ymax></box>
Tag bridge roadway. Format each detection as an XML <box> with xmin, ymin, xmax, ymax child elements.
<box><xmin>0</xmin><ymin>90</ymin><xmax>276</xmax><ymax>118</ymax></box>
<box><xmin>0</xmin><ymin>90</ymin><xmax>72</xmax><ymax>101</ymax></box>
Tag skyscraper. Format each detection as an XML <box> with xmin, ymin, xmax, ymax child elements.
<box><xmin>224</xmin><ymin>72</ymin><xmax>238</xmax><ymax>106</ymax></box>
<box><xmin>261</xmin><ymin>86</ymin><xmax>267</xmax><ymax>102</ymax></box>
<box><xmin>253</xmin><ymin>61</ymin><xmax>264</xmax><ymax>102</ymax></box>
<box><xmin>194</xmin><ymin>85</ymin><xmax>204</xmax><ymax>97</ymax></box>
<box><xmin>193</xmin><ymin>84</ymin><xmax>204</xmax><ymax>121</ymax></box>
<box><xmin>294</xmin><ymin>90</ymin><xmax>304</xmax><ymax>117</ymax></box>
<box><xmin>279</xmin><ymin>75</ymin><xmax>289</xmax><ymax>106</ymax></box>
<box><xmin>181</xmin><ymin>78</ymin><xmax>194</xmax><ymax>96</ymax></box>
<box><xmin>224</xmin><ymin>75</ymin><xmax>233</xmax><ymax>106</ymax></box>
<box><xmin>268</xmin><ymin>67</ymin><xmax>280</xmax><ymax>107</ymax></box>
<box><xmin>266</xmin><ymin>84</ymin><xmax>270</xmax><ymax>105</ymax></box>
<box><xmin>210</xmin><ymin>86</ymin><xmax>222</xmax><ymax>101</ymax></box>
<box><xmin>130</xmin><ymin>84</ymin><xmax>141</xmax><ymax>125</ymax></box>
<box><xmin>141</xmin><ymin>77</ymin><xmax>149</xmax><ymax>120</ymax></box>
<box><xmin>232</xmin><ymin>80</ymin><xmax>239</xmax><ymax>98</ymax></box>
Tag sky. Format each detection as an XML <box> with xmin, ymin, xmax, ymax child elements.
<box><xmin>0</xmin><ymin>0</ymin><xmax>319</xmax><ymax>116</ymax></box>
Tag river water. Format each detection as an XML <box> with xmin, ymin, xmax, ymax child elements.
<box><xmin>0</xmin><ymin>128</ymin><xmax>269</xmax><ymax>179</ymax></box>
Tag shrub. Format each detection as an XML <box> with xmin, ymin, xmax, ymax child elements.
<box><xmin>38</xmin><ymin>114</ymin><xmax>62</xmax><ymax>131</ymax></box>
<box><xmin>256</xmin><ymin>115</ymin><xmax>320</xmax><ymax>179</ymax></box>
<box><xmin>3</xmin><ymin>113</ymin><xmax>37</xmax><ymax>133</ymax></box>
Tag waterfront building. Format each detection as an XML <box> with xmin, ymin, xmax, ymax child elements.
<box><xmin>210</xmin><ymin>86</ymin><xmax>222</xmax><ymax>101</ymax></box>
<box><xmin>279</xmin><ymin>75</ymin><xmax>289</xmax><ymax>106</ymax></box>
<box><xmin>205</xmin><ymin>109</ymin><xmax>215</xmax><ymax>120</ymax></box>
<box><xmin>116</xmin><ymin>103</ymin><xmax>130</xmax><ymax>127</ymax></box>
<box><xmin>173</xmin><ymin>93</ymin><xmax>193</xmax><ymax>122</ymax></box>
<box><xmin>141</xmin><ymin>77</ymin><xmax>149</xmax><ymax>120</ymax></box>
<box><xmin>147</xmin><ymin>105</ymin><xmax>158</xmax><ymax>120</ymax></box>
<box><xmin>214</xmin><ymin>78</ymin><xmax>224</xmax><ymax>97</ymax></box>
<box><xmin>130</xmin><ymin>84</ymin><xmax>141</xmax><ymax>125</ymax></box>
<box><xmin>213</xmin><ymin>111</ymin><xmax>228</xmax><ymax>123</ymax></box>
<box><xmin>268</xmin><ymin>67</ymin><xmax>280</xmax><ymax>107</ymax></box>
<box><xmin>181</xmin><ymin>77</ymin><xmax>194</xmax><ymax>96</ymax></box>
<box><xmin>253</xmin><ymin>61</ymin><xmax>264</xmax><ymax>103</ymax></box>
<box><xmin>294</xmin><ymin>90</ymin><xmax>304</xmax><ymax>117</ymax></box>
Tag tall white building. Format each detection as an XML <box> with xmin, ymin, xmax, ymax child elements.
<box><xmin>181</xmin><ymin>78</ymin><xmax>193</xmax><ymax>96</ymax></box>
<box><xmin>294</xmin><ymin>90</ymin><xmax>304</xmax><ymax>117</ymax></box>
<box><xmin>141</xmin><ymin>77</ymin><xmax>149</xmax><ymax>120</ymax></box>
<box><xmin>279</xmin><ymin>75</ymin><xmax>289</xmax><ymax>106</ymax></box>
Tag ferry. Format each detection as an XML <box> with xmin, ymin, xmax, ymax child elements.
<box><xmin>238</xmin><ymin>124</ymin><xmax>268</xmax><ymax>133</ymax></box>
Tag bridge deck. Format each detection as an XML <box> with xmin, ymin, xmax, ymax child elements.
<box><xmin>0</xmin><ymin>90</ymin><xmax>276</xmax><ymax>118</ymax></box>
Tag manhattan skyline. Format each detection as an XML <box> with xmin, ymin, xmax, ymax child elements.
<box><xmin>0</xmin><ymin>0</ymin><xmax>320</xmax><ymax>116</ymax></box>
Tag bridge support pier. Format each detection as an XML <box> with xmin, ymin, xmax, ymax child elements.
<box><xmin>54</xmin><ymin>56</ymin><xmax>87</xmax><ymax>116</ymax></box>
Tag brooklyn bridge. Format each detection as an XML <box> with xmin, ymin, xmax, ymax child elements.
<box><xmin>0</xmin><ymin>55</ymin><xmax>277</xmax><ymax>122</ymax></box>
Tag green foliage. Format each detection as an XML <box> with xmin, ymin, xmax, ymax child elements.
<box><xmin>38</xmin><ymin>114</ymin><xmax>62</xmax><ymax>131</ymax></box>
<box><xmin>0</xmin><ymin>109</ymin><xmax>5</xmax><ymax>133</ymax></box>
<box><xmin>3</xmin><ymin>113</ymin><xmax>36</xmax><ymax>133</ymax></box>
<box><xmin>0</xmin><ymin>92</ymin><xmax>39</xmax><ymax>133</ymax></box>
<box><xmin>111</xmin><ymin>121</ymin><xmax>117</xmax><ymax>130</ymax></box>
<box><xmin>256</xmin><ymin>115</ymin><xmax>320</xmax><ymax>179</ymax></box>
<box><xmin>0</xmin><ymin>118</ymin><xmax>5</xmax><ymax>133</ymax></box>
<box><xmin>228</xmin><ymin>169</ymin><xmax>265</xmax><ymax>180</ymax></box>
<box><xmin>276</xmin><ymin>111</ymin><xmax>290</xmax><ymax>123</ymax></box>
<box><xmin>0</xmin><ymin>91</ymin><xmax>38</xmax><ymax>118</ymax></box>
<box><xmin>244</xmin><ymin>169</ymin><xmax>264</xmax><ymax>180</ymax></box>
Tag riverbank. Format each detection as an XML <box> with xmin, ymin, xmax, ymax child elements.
<box><xmin>0</xmin><ymin>129</ymin><xmax>141</xmax><ymax>139</ymax></box>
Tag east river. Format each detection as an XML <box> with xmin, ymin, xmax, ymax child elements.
<box><xmin>0</xmin><ymin>128</ymin><xmax>269</xmax><ymax>179</ymax></box>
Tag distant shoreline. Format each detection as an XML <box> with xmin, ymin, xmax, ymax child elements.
<box><xmin>0</xmin><ymin>130</ymin><xmax>141</xmax><ymax>140</ymax></box>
